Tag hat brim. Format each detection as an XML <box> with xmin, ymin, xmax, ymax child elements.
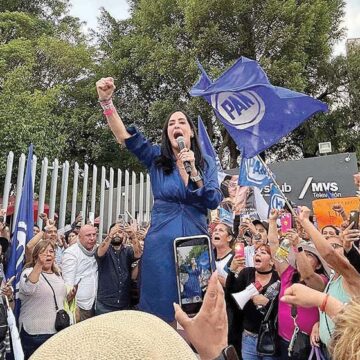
<box><xmin>288</xmin><ymin>242</ymin><xmax>331</xmax><ymax>278</ymax></box>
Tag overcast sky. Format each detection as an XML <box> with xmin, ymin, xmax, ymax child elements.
<box><xmin>69</xmin><ymin>0</ymin><xmax>360</xmax><ymax>55</ymax></box>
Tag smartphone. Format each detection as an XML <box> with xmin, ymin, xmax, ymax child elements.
<box><xmin>280</xmin><ymin>213</ymin><xmax>292</xmax><ymax>234</ymax></box>
<box><xmin>0</xmin><ymin>216</ymin><xmax>4</xmax><ymax>223</ymax></box>
<box><xmin>350</xmin><ymin>210</ymin><xmax>359</xmax><ymax>229</ymax></box>
<box><xmin>234</xmin><ymin>242</ymin><xmax>245</xmax><ymax>257</ymax></box>
<box><xmin>88</xmin><ymin>211</ymin><xmax>95</xmax><ymax>225</ymax></box>
<box><xmin>174</xmin><ymin>235</ymin><xmax>213</xmax><ymax>317</ymax></box>
<box><xmin>117</xmin><ymin>214</ymin><xmax>126</xmax><ymax>226</ymax></box>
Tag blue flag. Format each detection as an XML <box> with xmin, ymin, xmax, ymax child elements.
<box><xmin>198</xmin><ymin>115</ymin><xmax>223</xmax><ymax>172</ymax></box>
<box><xmin>6</xmin><ymin>145</ymin><xmax>34</xmax><ymax>318</ymax></box>
<box><xmin>238</xmin><ymin>155</ymin><xmax>272</xmax><ymax>188</ymax></box>
<box><xmin>190</xmin><ymin>57</ymin><xmax>329</xmax><ymax>158</ymax></box>
<box><xmin>269</xmin><ymin>184</ymin><xmax>286</xmax><ymax>210</ymax></box>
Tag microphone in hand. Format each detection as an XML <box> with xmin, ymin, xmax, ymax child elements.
<box><xmin>176</xmin><ymin>136</ymin><xmax>192</xmax><ymax>175</ymax></box>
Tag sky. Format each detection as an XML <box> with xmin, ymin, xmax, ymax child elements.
<box><xmin>69</xmin><ymin>0</ymin><xmax>360</xmax><ymax>55</ymax></box>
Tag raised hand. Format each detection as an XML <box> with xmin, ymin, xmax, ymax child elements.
<box><xmin>96</xmin><ymin>77</ymin><xmax>116</xmax><ymax>101</ymax></box>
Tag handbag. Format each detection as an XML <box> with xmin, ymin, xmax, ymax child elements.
<box><xmin>308</xmin><ymin>346</ymin><xmax>327</xmax><ymax>360</ymax></box>
<box><xmin>257</xmin><ymin>297</ymin><xmax>279</xmax><ymax>356</ymax></box>
<box><xmin>288</xmin><ymin>306</ymin><xmax>312</xmax><ymax>360</ymax></box>
<box><xmin>42</xmin><ymin>274</ymin><xmax>70</xmax><ymax>332</ymax></box>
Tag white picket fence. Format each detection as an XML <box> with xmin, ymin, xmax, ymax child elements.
<box><xmin>1</xmin><ymin>152</ymin><xmax>153</xmax><ymax>240</ymax></box>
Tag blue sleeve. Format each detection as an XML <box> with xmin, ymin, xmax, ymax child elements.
<box><xmin>124</xmin><ymin>126</ymin><xmax>160</xmax><ymax>169</ymax></box>
<box><xmin>186</xmin><ymin>155</ymin><xmax>223</xmax><ymax>210</ymax></box>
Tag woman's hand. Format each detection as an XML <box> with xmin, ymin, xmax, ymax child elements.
<box><xmin>67</xmin><ymin>286</ymin><xmax>77</xmax><ymax>303</ymax></box>
<box><xmin>252</xmin><ymin>294</ymin><xmax>269</xmax><ymax>307</ymax></box>
<box><xmin>341</xmin><ymin>222</ymin><xmax>360</xmax><ymax>252</ymax></box>
<box><xmin>177</xmin><ymin>148</ymin><xmax>196</xmax><ymax>170</ymax></box>
<box><xmin>96</xmin><ymin>77</ymin><xmax>116</xmax><ymax>100</ymax></box>
<box><xmin>230</xmin><ymin>255</ymin><xmax>245</xmax><ymax>273</ymax></box>
<box><xmin>36</xmin><ymin>250</ymin><xmax>48</xmax><ymax>269</ymax></box>
<box><xmin>280</xmin><ymin>283</ymin><xmax>324</xmax><ymax>308</ymax></box>
<box><xmin>286</xmin><ymin>229</ymin><xmax>300</xmax><ymax>247</ymax></box>
<box><xmin>174</xmin><ymin>272</ymin><xmax>228</xmax><ymax>360</ymax></box>
<box><xmin>269</xmin><ymin>209</ymin><xmax>281</xmax><ymax>221</ymax></box>
<box><xmin>297</xmin><ymin>206</ymin><xmax>311</xmax><ymax>223</ymax></box>
<box><xmin>310</xmin><ymin>322</ymin><xmax>320</xmax><ymax>347</ymax></box>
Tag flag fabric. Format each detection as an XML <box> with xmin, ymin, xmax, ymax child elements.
<box><xmin>6</xmin><ymin>145</ymin><xmax>34</xmax><ymax>319</ymax></box>
<box><xmin>238</xmin><ymin>155</ymin><xmax>272</xmax><ymax>188</ymax></box>
<box><xmin>190</xmin><ymin>57</ymin><xmax>329</xmax><ymax>158</ymax></box>
<box><xmin>269</xmin><ymin>184</ymin><xmax>286</xmax><ymax>210</ymax></box>
<box><xmin>197</xmin><ymin>115</ymin><xmax>226</xmax><ymax>184</ymax></box>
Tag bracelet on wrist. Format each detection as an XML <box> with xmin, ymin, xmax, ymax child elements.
<box><xmin>320</xmin><ymin>294</ymin><xmax>329</xmax><ymax>312</ymax></box>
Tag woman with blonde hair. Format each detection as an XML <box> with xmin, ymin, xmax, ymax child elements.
<box><xmin>19</xmin><ymin>239</ymin><xmax>76</xmax><ymax>359</ymax></box>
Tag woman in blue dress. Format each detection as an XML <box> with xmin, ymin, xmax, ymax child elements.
<box><xmin>182</xmin><ymin>258</ymin><xmax>202</xmax><ymax>300</ymax></box>
<box><xmin>96</xmin><ymin>77</ymin><xmax>222</xmax><ymax>321</ymax></box>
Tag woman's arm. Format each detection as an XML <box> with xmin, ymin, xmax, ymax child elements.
<box><xmin>298</xmin><ymin>206</ymin><xmax>360</xmax><ymax>297</ymax></box>
<box><xmin>287</xmin><ymin>230</ymin><xmax>326</xmax><ymax>291</ymax></box>
<box><xmin>268</xmin><ymin>209</ymin><xmax>288</xmax><ymax>276</ymax></box>
<box><xmin>281</xmin><ymin>283</ymin><xmax>344</xmax><ymax>319</ymax></box>
<box><xmin>96</xmin><ymin>77</ymin><xmax>131</xmax><ymax>144</ymax></box>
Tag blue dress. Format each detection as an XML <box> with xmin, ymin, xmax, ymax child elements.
<box><xmin>125</xmin><ymin>127</ymin><xmax>222</xmax><ymax>321</ymax></box>
<box><xmin>182</xmin><ymin>266</ymin><xmax>202</xmax><ymax>299</ymax></box>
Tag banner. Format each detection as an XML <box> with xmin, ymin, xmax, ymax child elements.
<box><xmin>312</xmin><ymin>197</ymin><xmax>360</xmax><ymax>230</ymax></box>
<box><xmin>190</xmin><ymin>57</ymin><xmax>328</xmax><ymax>158</ymax></box>
<box><xmin>239</xmin><ymin>155</ymin><xmax>272</xmax><ymax>188</ymax></box>
<box><xmin>6</xmin><ymin>145</ymin><xmax>34</xmax><ymax>318</ymax></box>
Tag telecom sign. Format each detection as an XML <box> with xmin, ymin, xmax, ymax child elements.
<box><xmin>261</xmin><ymin>153</ymin><xmax>358</xmax><ymax>207</ymax></box>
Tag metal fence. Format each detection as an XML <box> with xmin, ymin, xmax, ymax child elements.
<box><xmin>1</xmin><ymin>151</ymin><xmax>153</xmax><ymax>240</ymax></box>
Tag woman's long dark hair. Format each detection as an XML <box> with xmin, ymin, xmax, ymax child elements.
<box><xmin>155</xmin><ymin>111</ymin><xmax>205</xmax><ymax>175</ymax></box>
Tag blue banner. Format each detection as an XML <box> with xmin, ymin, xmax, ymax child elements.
<box><xmin>197</xmin><ymin>115</ymin><xmax>223</xmax><ymax>173</ymax></box>
<box><xmin>238</xmin><ymin>155</ymin><xmax>272</xmax><ymax>188</ymax></box>
<box><xmin>269</xmin><ymin>184</ymin><xmax>286</xmax><ymax>210</ymax></box>
<box><xmin>190</xmin><ymin>57</ymin><xmax>328</xmax><ymax>158</ymax></box>
<box><xmin>6</xmin><ymin>145</ymin><xmax>34</xmax><ymax>318</ymax></box>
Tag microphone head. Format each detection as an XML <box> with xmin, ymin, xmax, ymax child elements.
<box><xmin>176</xmin><ymin>136</ymin><xmax>185</xmax><ymax>149</ymax></box>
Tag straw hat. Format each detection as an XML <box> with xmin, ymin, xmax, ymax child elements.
<box><xmin>31</xmin><ymin>310</ymin><xmax>197</xmax><ymax>360</ymax></box>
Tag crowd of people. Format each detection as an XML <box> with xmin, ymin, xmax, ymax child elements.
<box><xmin>0</xmin><ymin>77</ymin><xmax>359</xmax><ymax>360</ymax></box>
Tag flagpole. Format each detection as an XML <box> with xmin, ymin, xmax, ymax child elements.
<box><xmin>256</xmin><ymin>156</ymin><xmax>297</xmax><ymax>217</ymax></box>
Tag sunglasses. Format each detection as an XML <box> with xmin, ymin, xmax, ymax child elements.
<box><xmin>330</xmin><ymin>243</ymin><xmax>343</xmax><ymax>249</ymax></box>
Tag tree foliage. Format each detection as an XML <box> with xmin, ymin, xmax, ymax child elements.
<box><xmin>1</xmin><ymin>0</ymin><xmax>359</xmax><ymax>182</ymax></box>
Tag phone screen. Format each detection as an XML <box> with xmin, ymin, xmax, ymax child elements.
<box><xmin>174</xmin><ymin>235</ymin><xmax>213</xmax><ymax>316</ymax></box>
<box><xmin>350</xmin><ymin>210</ymin><xmax>359</xmax><ymax>229</ymax></box>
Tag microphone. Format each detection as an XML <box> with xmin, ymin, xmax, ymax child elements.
<box><xmin>176</xmin><ymin>136</ymin><xmax>192</xmax><ymax>175</ymax></box>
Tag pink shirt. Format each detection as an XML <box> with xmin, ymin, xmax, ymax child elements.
<box><xmin>278</xmin><ymin>265</ymin><xmax>328</xmax><ymax>341</ymax></box>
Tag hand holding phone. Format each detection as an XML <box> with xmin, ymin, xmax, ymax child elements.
<box><xmin>174</xmin><ymin>235</ymin><xmax>213</xmax><ymax>317</ymax></box>
<box><xmin>281</xmin><ymin>213</ymin><xmax>292</xmax><ymax>234</ymax></box>
<box><xmin>234</xmin><ymin>242</ymin><xmax>245</xmax><ymax>257</ymax></box>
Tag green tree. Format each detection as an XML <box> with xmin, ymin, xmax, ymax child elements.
<box><xmin>96</xmin><ymin>0</ymin><xmax>351</xmax><ymax>167</ymax></box>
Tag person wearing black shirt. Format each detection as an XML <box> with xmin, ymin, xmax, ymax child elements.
<box><xmin>95</xmin><ymin>223</ymin><xmax>142</xmax><ymax>315</ymax></box>
<box><xmin>226</xmin><ymin>244</ymin><xmax>279</xmax><ymax>360</ymax></box>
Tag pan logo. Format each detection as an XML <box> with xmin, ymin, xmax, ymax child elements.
<box><xmin>271</xmin><ymin>194</ymin><xmax>285</xmax><ymax>209</ymax></box>
<box><xmin>212</xmin><ymin>90</ymin><xmax>265</xmax><ymax>129</ymax></box>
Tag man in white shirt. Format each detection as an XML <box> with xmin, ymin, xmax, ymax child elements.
<box><xmin>62</xmin><ymin>225</ymin><xmax>98</xmax><ymax>322</ymax></box>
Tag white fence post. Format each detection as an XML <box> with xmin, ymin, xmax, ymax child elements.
<box><xmin>2</xmin><ymin>151</ymin><xmax>14</xmax><ymax>213</ymax></box>
<box><xmin>37</xmin><ymin>158</ymin><xmax>48</xmax><ymax>228</ymax></box>
<box><xmin>12</xmin><ymin>153</ymin><xmax>26</xmax><ymax>231</ymax></box>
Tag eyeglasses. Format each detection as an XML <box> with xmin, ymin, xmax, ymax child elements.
<box><xmin>330</xmin><ymin>243</ymin><xmax>343</xmax><ymax>249</ymax></box>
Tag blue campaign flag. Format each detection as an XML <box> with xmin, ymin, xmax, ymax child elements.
<box><xmin>269</xmin><ymin>184</ymin><xmax>286</xmax><ymax>210</ymax></box>
<box><xmin>238</xmin><ymin>155</ymin><xmax>272</xmax><ymax>189</ymax></box>
<box><xmin>197</xmin><ymin>115</ymin><xmax>223</xmax><ymax>173</ymax></box>
<box><xmin>6</xmin><ymin>145</ymin><xmax>34</xmax><ymax>318</ymax></box>
<box><xmin>190</xmin><ymin>57</ymin><xmax>329</xmax><ymax>158</ymax></box>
